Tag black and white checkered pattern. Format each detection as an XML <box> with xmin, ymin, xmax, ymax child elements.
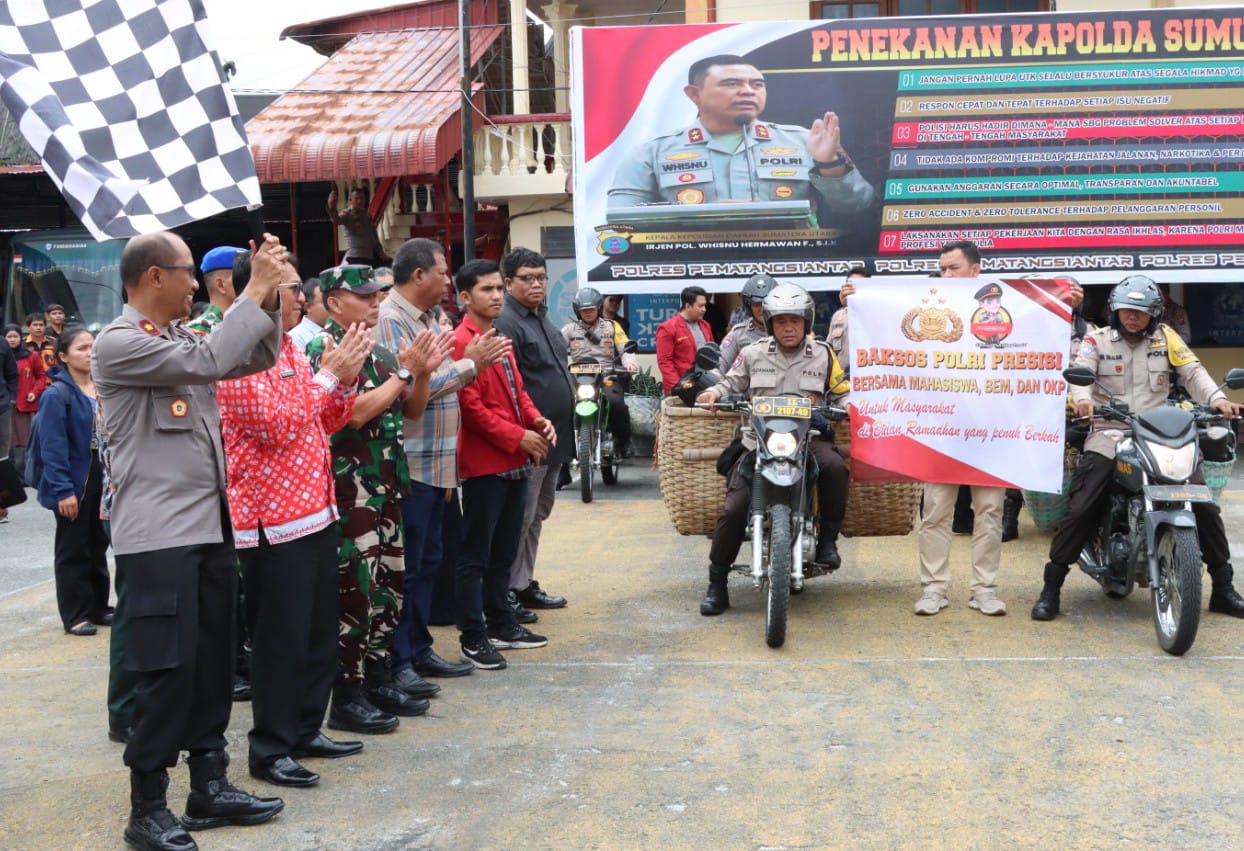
<box><xmin>0</xmin><ymin>0</ymin><xmax>260</xmax><ymax>240</ymax></box>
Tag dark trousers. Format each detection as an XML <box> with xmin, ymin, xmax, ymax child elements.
<box><xmin>108</xmin><ymin>546</ymin><xmax>141</xmax><ymax>730</ymax></box>
<box><xmin>393</xmin><ymin>482</ymin><xmax>446</xmax><ymax>671</ymax></box>
<box><xmin>1050</xmin><ymin>451</ymin><xmax>1231</xmax><ymax>568</ymax></box>
<box><xmin>121</xmin><ymin>539</ymin><xmax>236</xmax><ymax>772</ymax></box>
<box><xmin>603</xmin><ymin>383</ymin><xmax>630</xmax><ymax>441</ymax></box>
<box><xmin>456</xmin><ymin>475</ymin><xmax>526</xmax><ymax>643</ymax></box>
<box><xmin>52</xmin><ymin>452</ymin><xmax>110</xmax><ymax>629</ymax></box>
<box><xmin>709</xmin><ymin>439</ymin><xmax>848</xmax><ymax>567</ymax></box>
<box><xmin>428</xmin><ymin>489</ymin><xmax>461</xmax><ymax>626</ymax></box>
<box><xmin>239</xmin><ymin>525</ymin><xmax>339</xmax><ymax>764</ymax></box>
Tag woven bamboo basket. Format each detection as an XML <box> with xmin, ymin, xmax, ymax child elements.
<box><xmin>832</xmin><ymin>419</ymin><xmax>923</xmax><ymax>538</ymax></box>
<box><xmin>656</xmin><ymin>397</ymin><xmax>739</xmax><ymax>535</ymax></box>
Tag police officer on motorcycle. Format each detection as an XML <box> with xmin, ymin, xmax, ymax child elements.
<box><xmin>561</xmin><ymin>287</ymin><xmax>639</xmax><ymax>457</ymax></box>
<box><xmin>695</xmin><ymin>282</ymin><xmax>849</xmax><ymax>616</ymax></box>
<box><xmin>1032</xmin><ymin>275</ymin><xmax>1244</xmax><ymax>620</ymax></box>
<box><xmin>718</xmin><ymin>273</ymin><xmax>778</xmax><ymax>374</ymax></box>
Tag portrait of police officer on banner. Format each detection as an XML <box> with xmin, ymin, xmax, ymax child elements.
<box><xmin>970</xmin><ymin>282</ymin><xmax>1013</xmax><ymax>347</ymax></box>
<box><xmin>607</xmin><ymin>54</ymin><xmax>875</xmax><ymax>226</ymax></box>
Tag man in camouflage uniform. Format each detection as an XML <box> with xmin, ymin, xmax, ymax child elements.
<box><xmin>185</xmin><ymin>245</ymin><xmax>246</xmax><ymax>335</ymax></box>
<box><xmin>718</xmin><ymin>273</ymin><xmax>777</xmax><ymax>374</ymax></box>
<box><xmin>608</xmin><ymin>55</ymin><xmax>874</xmax><ymax>226</ymax></box>
<box><xmin>561</xmin><ymin>287</ymin><xmax>638</xmax><ymax>458</ymax></box>
<box><xmin>307</xmin><ymin>265</ymin><xmax>446</xmax><ymax>734</ymax></box>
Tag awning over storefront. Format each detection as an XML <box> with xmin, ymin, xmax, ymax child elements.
<box><xmin>247</xmin><ymin>25</ymin><xmax>504</xmax><ymax>183</ymax></box>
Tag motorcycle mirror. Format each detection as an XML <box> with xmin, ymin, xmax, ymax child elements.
<box><xmin>1223</xmin><ymin>367</ymin><xmax>1244</xmax><ymax>390</ymax></box>
<box><xmin>1063</xmin><ymin>366</ymin><xmax>1095</xmax><ymax>387</ymax></box>
<box><xmin>694</xmin><ymin>342</ymin><xmax>724</xmax><ymax>372</ymax></box>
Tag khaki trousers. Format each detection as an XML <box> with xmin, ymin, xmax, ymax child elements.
<box><xmin>919</xmin><ymin>483</ymin><xmax>1004</xmax><ymax>596</ymax></box>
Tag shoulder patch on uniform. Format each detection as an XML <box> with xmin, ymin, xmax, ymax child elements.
<box><xmin>138</xmin><ymin>319</ymin><xmax>159</xmax><ymax>336</ymax></box>
<box><xmin>687</xmin><ymin>127</ymin><xmax>705</xmax><ymax>144</ymax></box>
<box><xmin>1076</xmin><ymin>338</ymin><xmax>1096</xmax><ymax>359</ymax></box>
<box><xmin>1160</xmin><ymin>325</ymin><xmax>1199</xmax><ymax>367</ymax></box>
<box><xmin>754</xmin><ymin>123</ymin><xmax>771</xmax><ymax>140</ymax></box>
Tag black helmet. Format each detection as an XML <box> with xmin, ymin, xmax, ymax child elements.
<box><xmin>741</xmin><ymin>273</ymin><xmax>778</xmax><ymax>304</ymax></box>
<box><xmin>1108</xmin><ymin>274</ymin><xmax>1162</xmax><ymax>336</ymax></box>
<box><xmin>572</xmin><ymin>287</ymin><xmax>604</xmax><ymax>320</ymax></box>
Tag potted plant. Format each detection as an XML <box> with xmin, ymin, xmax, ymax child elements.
<box><xmin>625</xmin><ymin>366</ymin><xmax>662</xmax><ymax>438</ymax></box>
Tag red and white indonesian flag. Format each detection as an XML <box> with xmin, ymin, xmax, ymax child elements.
<box><xmin>846</xmin><ymin>277</ymin><xmax>1072</xmax><ymax>492</ymax></box>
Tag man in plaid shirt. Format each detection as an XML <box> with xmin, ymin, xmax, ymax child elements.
<box><xmin>374</xmin><ymin>239</ymin><xmax>511</xmax><ymax>689</ymax></box>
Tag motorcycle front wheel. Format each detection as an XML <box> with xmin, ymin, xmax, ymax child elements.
<box><xmin>1152</xmin><ymin>525</ymin><xmax>1202</xmax><ymax>656</ymax></box>
<box><xmin>765</xmin><ymin>503</ymin><xmax>792</xmax><ymax>648</ymax></box>
<box><xmin>578</xmin><ymin>422</ymin><xmax>595</xmax><ymax>503</ymax></box>
<box><xmin>600</xmin><ymin>431</ymin><xmax>619</xmax><ymax>485</ymax></box>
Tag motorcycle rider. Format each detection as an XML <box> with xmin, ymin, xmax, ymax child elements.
<box><xmin>561</xmin><ymin>287</ymin><xmax>639</xmax><ymax>458</ymax></box>
<box><xmin>1032</xmin><ymin>274</ymin><xmax>1244</xmax><ymax>620</ymax></box>
<box><xmin>718</xmin><ymin>273</ymin><xmax>778</xmax><ymax>374</ymax></box>
<box><xmin>695</xmin><ymin>282</ymin><xmax>849</xmax><ymax>616</ymax></box>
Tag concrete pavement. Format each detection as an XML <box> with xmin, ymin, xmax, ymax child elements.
<box><xmin>2</xmin><ymin>462</ymin><xmax>1243</xmax><ymax>850</ymax></box>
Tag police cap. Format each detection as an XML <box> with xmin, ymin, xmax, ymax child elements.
<box><xmin>974</xmin><ymin>282</ymin><xmax>1003</xmax><ymax>301</ymax></box>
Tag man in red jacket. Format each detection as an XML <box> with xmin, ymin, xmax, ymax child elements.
<box><xmin>655</xmin><ymin>285</ymin><xmax>712</xmax><ymax>394</ymax></box>
<box><xmin>451</xmin><ymin>259</ymin><xmax>555</xmax><ymax>669</ymax></box>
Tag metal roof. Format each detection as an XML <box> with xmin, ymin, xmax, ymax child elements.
<box><xmin>247</xmin><ymin>25</ymin><xmax>503</xmax><ymax>184</ymax></box>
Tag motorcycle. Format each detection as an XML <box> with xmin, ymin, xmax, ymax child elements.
<box><xmin>570</xmin><ymin>341</ymin><xmax>638</xmax><ymax>503</ymax></box>
<box><xmin>709</xmin><ymin>393</ymin><xmax>846</xmax><ymax>648</ymax></box>
<box><xmin>1063</xmin><ymin>365</ymin><xmax>1244</xmax><ymax>655</ymax></box>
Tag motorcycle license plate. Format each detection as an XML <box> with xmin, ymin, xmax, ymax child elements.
<box><xmin>569</xmin><ymin>362</ymin><xmax>603</xmax><ymax>375</ymax></box>
<box><xmin>1144</xmin><ymin>484</ymin><xmax>1213</xmax><ymax>502</ymax></box>
<box><xmin>751</xmin><ymin>396</ymin><xmax>812</xmax><ymax>419</ymax></box>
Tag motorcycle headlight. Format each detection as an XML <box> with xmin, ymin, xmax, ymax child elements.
<box><xmin>576</xmin><ymin>384</ymin><xmax>595</xmax><ymax>401</ymax></box>
<box><xmin>1150</xmin><ymin>442</ymin><xmax>1197</xmax><ymax>481</ymax></box>
<box><xmin>765</xmin><ymin>431</ymin><xmax>798</xmax><ymax>458</ymax></box>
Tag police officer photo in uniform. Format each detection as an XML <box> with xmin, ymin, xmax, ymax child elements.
<box><xmin>608</xmin><ymin>54</ymin><xmax>875</xmax><ymax>224</ymax></box>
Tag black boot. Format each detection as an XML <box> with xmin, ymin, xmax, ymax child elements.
<box><xmin>1030</xmin><ymin>561</ymin><xmax>1070</xmax><ymax>621</ymax></box>
<box><xmin>1208</xmin><ymin>564</ymin><xmax>1244</xmax><ymax>617</ymax></box>
<box><xmin>1001</xmin><ymin>490</ymin><xmax>1022</xmax><ymax>542</ymax></box>
<box><xmin>125</xmin><ymin>770</ymin><xmax>197</xmax><ymax>851</ymax></box>
<box><xmin>815</xmin><ymin>522</ymin><xmax>842</xmax><ymax>570</ymax></box>
<box><xmin>699</xmin><ymin>564</ymin><xmax>731</xmax><ymax>616</ymax></box>
<box><xmin>181</xmin><ymin>750</ymin><xmax>284</xmax><ymax>831</ymax></box>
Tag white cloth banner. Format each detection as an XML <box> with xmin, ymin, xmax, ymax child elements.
<box><xmin>846</xmin><ymin>276</ymin><xmax>1072</xmax><ymax>492</ymax></box>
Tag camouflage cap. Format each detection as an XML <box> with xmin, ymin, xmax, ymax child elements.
<box><xmin>319</xmin><ymin>264</ymin><xmax>382</xmax><ymax>295</ymax></box>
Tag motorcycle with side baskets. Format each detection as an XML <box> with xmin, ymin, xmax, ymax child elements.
<box><xmin>708</xmin><ymin>392</ymin><xmax>846</xmax><ymax>648</ymax></box>
<box><xmin>1063</xmin><ymin>365</ymin><xmax>1244</xmax><ymax>656</ymax></box>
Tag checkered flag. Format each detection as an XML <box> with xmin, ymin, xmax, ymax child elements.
<box><xmin>0</xmin><ymin>0</ymin><xmax>261</xmax><ymax>241</ymax></box>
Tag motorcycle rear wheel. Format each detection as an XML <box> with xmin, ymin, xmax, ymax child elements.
<box><xmin>765</xmin><ymin>504</ymin><xmax>792</xmax><ymax>648</ymax></box>
<box><xmin>578</xmin><ymin>422</ymin><xmax>595</xmax><ymax>503</ymax></box>
<box><xmin>1152</xmin><ymin>525</ymin><xmax>1201</xmax><ymax>656</ymax></box>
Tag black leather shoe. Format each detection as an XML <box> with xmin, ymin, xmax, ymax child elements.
<box><xmin>182</xmin><ymin>752</ymin><xmax>284</xmax><ymax>830</ymax></box>
<box><xmin>365</xmin><ymin>682</ymin><xmax>429</xmax><ymax>717</ymax></box>
<box><xmin>110</xmin><ymin>724</ymin><xmax>134</xmax><ymax>744</ymax></box>
<box><xmin>248</xmin><ymin>756</ymin><xmax>319</xmax><ymax>788</ymax></box>
<box><xmin>291</xmin><ymin>733</ymin><xmax>363</xmax><ymax>760</ymax></box>
<box><xmin>231</xmin><ymin>677</ymin><xmax>252</xmax><ymax>702</ymax></box>
<box><xmin>1031</xmin><ymin>589</ymin><xmax>1060</xmax><ymax>621</ymax></box>
<box><xmin>125</xmin><ymin>807</ymin><xmax>198</xmax><ymax>851</ymax></box>
<box><xmin>94</xmin><ymin>609</ymin><xmax>115</xmax><ymax>626</ymax></box>
<box><xmin>392</xmin><ymin>667</ymin><xmax>441</xmax><ymax>699</ymax></box>
<box><xmin>413</xmin><ymin>650</ymin><xmax>475</xmax><ymax>678</ymax></box>
<box><xmin>517</xmin><ymin>580</ymin><xmax>567</xmax><ymax>610</ymax></box>
<box><xmin>1209</xmin><ymin>585</ymin><xmax>1244</xmax><ymax>617</ymax></box>
<box><xmin>507</xmin><ymin>590</ymin><xmax>539</xmax><ymax>624</ymax></box>
<box><xmin>814</xmin><ymin>538</ymin><xmax>842</xmax><ymax>571</ymax></box>
<box><xmin>328</xmin><ymin>698</ymin><xmax>399</xmax><ymax>735</ymax></box>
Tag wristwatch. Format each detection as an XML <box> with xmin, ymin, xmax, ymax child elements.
<box><xmin>395</xmin><ymin>368</ymin><xmax>413</xmax><ymax>385</ymax></box>
<box><xmin>814</xmin><ymin>155</ymin><xmax>854</xmax><ymax>175</ymax></box>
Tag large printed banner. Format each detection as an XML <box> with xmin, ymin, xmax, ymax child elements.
<box><xmin>571</xmin><ymin>10</ymin><xmax>1244</xmax><ymax>293</ymax></box>
<box><xmin>847</xmin><ymin>277</ymin><xmax>1071</xmax><ymax>492</ymax></box>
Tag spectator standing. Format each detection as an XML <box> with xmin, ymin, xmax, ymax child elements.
<box><xmin>375</xmin><ymin>238</ymin><xmax>506</xmax><ymax>691</ymax></box>
<box><xmin>602</xmin><ymin>294</ymin><xmax>629</xmax><ymax>335</ymax></box>
<box><xmin>33</xmin><ymin>328</ymin><xmax>110</xmax><ymax>635</ymax></box>
<box><xmin>289</xmin><ymin>278</ymin><xmax>330</xmax><ymax>353</ymax></box>
<box><xmin>0</xmin><ymin>322</ymin><xmax>17</xmax><ymax>464</ymax></box>
<box><xmin>187</xmin><ymin>246</ymin><xmax>246</xmax><ymax>334</ymax></box>
<box><xmin>327</xmin><ymin>186</ymin><xmax>391</xmax><ymax>267</ymax></box>
<box><xmin>45</xmin><ymin>303</ymin><xmax>67</xmax><ymax>340</ymax></box>
<box><xmin>306</xmin><ymin>265</ymin><xmax>447</xmax><ymax>733</ymax></box>
<box><xmin>452</xmin><ymin>259</ymin><xmax>553</xmax><ymax>669</ymax></box>
<box><xmin>218</xmin><ymin>255</ymin><xmax>376</xmax><ymax>789</ymax></box>
<box><xmin>655</xmin><ymin>286</ymin><xmax>711</xmax><ymax>394</ymax></box>
<box><xmin>493</xmin><ymin>248</ymin><xmax>575</xmax><ymax>612</ymax></box>
<box><xmin>92</xmin><ymin>231</ymin><xmax>287</xmax><ymax>851</ymax></box>
<box><xmin>6</xmin><ymin>324</ymin><xmax>45</xmax><ymax>476</ymax></box>
<box><xmin>26</xmin><ymin>312</ymin><xmax>56</xmax><ymax>372</ymax></box>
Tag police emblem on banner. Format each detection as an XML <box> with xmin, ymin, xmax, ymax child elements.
<box><xmin>901</xmin><ymin>289</ymin><xmax>964</xmax><ymax>343</ymax></box>
<box><xmin>676</xmin><ymin>187</ymin><xmax>705</xmax><ymax>204</ymax></box>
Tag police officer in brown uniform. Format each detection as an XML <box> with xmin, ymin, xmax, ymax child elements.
<box><xmin>1033</xmin><ymin>275</ymin><xmax>1244</xmax><ymax>620</ymax></box>
<box><xmin>93</xmin><ymin>232</ymin><xmax>288</xmax><ymax>851</ymax></box>
<box><xmin>561</xmin><ymin>287</ymin><xmax>638</xmax><ymax>457</ymax></box>
<box><xmin>718</xmin><ymin>273</ymin><xmax>777</xmax><ymax>374</ymax></box>
<box><xmin>696</xmin><ymin>283</ymin><xmax>849</xmax><ymax>615</ymax></box>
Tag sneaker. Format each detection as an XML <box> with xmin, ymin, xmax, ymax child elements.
<box><xmin>969</xmin><ymin>590</ymin><xmax>1007</xmax><ymax>616</ymax></box>
<box><xmin>914</xmin><ymin>590</ymin><xmax>949</xmax><ymax>616</ymax></box>
<box><xmin>461</xmin><ymin>638</ymin><xmax>507</xmax><ymax>670</ymax></box>
<box><xmin>487</xmin><ymin>626</ymin><xmax>548</xmax><ymax>649</ymax></box>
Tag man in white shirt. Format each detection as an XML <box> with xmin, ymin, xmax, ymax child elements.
<box><xmin>289</xmin><ymin>278</ymin><xmax>329</xmax><ymax>352</ymax></box>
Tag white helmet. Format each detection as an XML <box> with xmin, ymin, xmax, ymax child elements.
<box><xmin>762</xmin><ymin>282</ymin><xmax>814</xmax><ymax>336</ymax></box>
